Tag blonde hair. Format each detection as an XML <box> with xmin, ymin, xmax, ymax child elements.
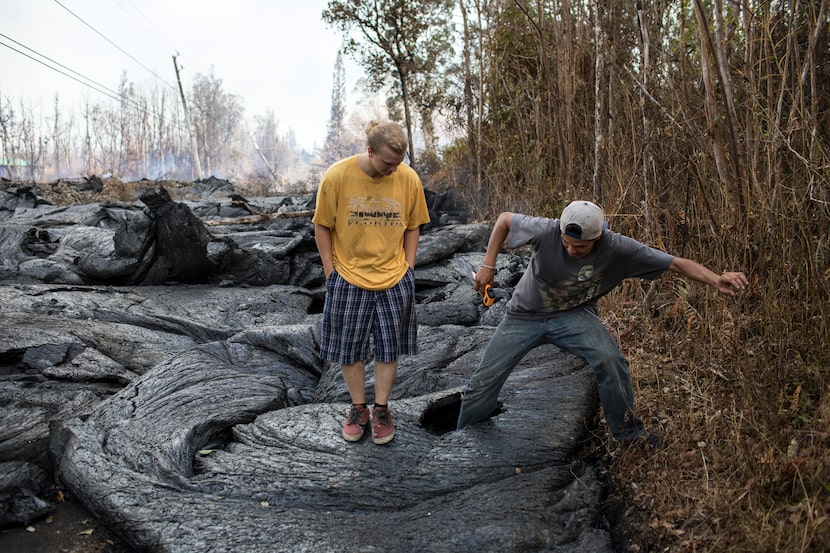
<box><xmin>365</xmin><ymin>121</ymin><xmax>407</xmax><ymax>155</ymax></box>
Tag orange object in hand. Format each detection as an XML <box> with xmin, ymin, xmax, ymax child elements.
<box><xmin>481</xmin><ymin>284</ymin><xmax>495</xmax><ymax>307</ymax></box>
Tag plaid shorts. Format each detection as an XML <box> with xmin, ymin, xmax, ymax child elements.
<box><xmin>319</xmin><ymin>269</ymin><xmax>418</xmax><ymax>364</ymax></box>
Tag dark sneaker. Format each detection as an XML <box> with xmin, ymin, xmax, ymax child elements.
<box><xmin>371</xmin><ymin>405</ymin><xmax>395</xmax><ymax>445</ymax></box>
<box><xmin>342</xmin><ymin>404</ymin><xmax>370</xmax><ymax>442</ymax></box>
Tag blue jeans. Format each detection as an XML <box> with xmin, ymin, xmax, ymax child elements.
<box><xmin>456</xmin><ymin>309</ymin><xmax>646</xmax><ymax>441</ymax></box>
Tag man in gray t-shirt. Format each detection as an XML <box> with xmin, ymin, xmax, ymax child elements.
<box><xmin>456</xmin><ymin>201</ymin><xmax>748</xmax><ymax>445</ymax></box>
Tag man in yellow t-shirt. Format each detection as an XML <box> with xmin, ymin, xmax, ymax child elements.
<box><xmin>313</xmin><ymin>121</ymin><xmax>430</xmax><ymax>445</ymax></box>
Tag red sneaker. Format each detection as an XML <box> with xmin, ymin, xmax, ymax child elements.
<box><xmin>371</xmin><ymin>405</ymin><xmax>395</xmax><ymax>445</ymax></box>
<box><xmin>342</xmin><ymin>404</ymin><xmax>370</xmax><ymax>442</ymax></box>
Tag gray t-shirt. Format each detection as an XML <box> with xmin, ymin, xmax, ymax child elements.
<box><xmin>505</xmin><ymin>214</ymin><xmax>674</xmax><ymax>320</ymax></box>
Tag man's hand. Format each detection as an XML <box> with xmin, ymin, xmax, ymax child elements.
<box><xmin>715</xmin><ymin>271</ymin><xmax>749</xmax><ymax>296</ymax></box>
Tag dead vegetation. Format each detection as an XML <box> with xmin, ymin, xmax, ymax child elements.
<box><xmin>31</xmin><ymin>177</ymin><xmax>182</xmax><ymax>206</ymax></box>
<box><xmin>597</xmin><ymin>276</ymin><xmax>829</xmax><ymax>552</ymax></box>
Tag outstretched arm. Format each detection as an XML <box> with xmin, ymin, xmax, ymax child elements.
<box><xmin>669</xmin><ymin>257</ymin><xmax>748</xmax><ymax>296</ymax></box>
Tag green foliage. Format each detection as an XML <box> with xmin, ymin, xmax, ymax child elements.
<box><xmin>322</xmin><ymin>0</ymin><xmax>455</xmax><ymax>169</ymax></box>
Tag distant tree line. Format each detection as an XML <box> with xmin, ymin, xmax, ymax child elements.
<box><xmin>0</xmin><ymin>68</ymin><xmax>317</xmax><ymax>189</ymax></box>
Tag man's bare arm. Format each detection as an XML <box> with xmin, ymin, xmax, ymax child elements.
<box><xmin>669</xmin><ymin>257</ymin><xmax>748</xmax><ymax>296</ymax></box>
<box><xmin>314</xmin><ymin>224</ymin><xmax>335</xmax><ymax>278</ymax></box>
<box><xmin>475</xmin><ymin>212</ymin><xmax>514</xmax><ymax>291</ymax></box>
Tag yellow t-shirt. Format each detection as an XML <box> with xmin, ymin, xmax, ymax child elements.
<box><xmin>312</xmin><ymin>155</ymin><xmax>431</xmax><ymax>290</ymax></box>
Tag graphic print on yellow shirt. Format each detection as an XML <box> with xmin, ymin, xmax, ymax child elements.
<box><xmin>338</xmin><ymin>191</ymin><xmax>411</xmax><ymax>289</ymax></box>
<box><xmin>347</xmin><ymin>196</ymin><xmax>404</xmax><ymax>229</ymax></box>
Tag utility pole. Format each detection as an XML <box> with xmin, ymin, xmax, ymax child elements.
<box><xmin>173</xmin><ymin>55</ymin><xmax>204</xmax><ymax>180</ymax></box>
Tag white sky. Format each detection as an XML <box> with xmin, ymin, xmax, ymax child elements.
<box><xmin>0</xmin><ymin>0</ymin><xmax>361</xmax><ymax>151</ymax></box>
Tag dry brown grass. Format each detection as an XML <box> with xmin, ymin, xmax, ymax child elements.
<box><xmin>33</xmin><ymin>177</ymin><xmax>157</xmax><ymax>205</ymax></box>
<box><xmin>32</xmin><ymin>177</ymin><xmax>275</xmax><ymax>206</ymax></box>
<box><xmin>598</xmin><ymin>278</ymin><xmax>830</xmax><ymax>553</ymax></box>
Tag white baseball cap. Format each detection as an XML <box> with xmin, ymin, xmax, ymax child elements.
<box><xmin>559</xmin><ymin>201</ymin><xmax>606</xmax><ymax>240</ymax></box>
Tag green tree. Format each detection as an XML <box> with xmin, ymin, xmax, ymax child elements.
<box><xmin>322</xmin><ymin>0</ymin><xmax>455</xmax><ymax>169</ymax></box>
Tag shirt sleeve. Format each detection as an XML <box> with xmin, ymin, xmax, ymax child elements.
<box><xmin>311</xmin><ymin>175</ymin><xmax>336</xmax><ymax>228</ymax></box>
<box><xmin>507</xmin><ymin>214</ymin><xmax>553</xmax><ymax>249</ymax></box>
<box><xmin>610</xmin><ymin>234</ymin><xmax>674</xmax><ymax>280</ymax></box>
<box><xmin>405</xmin><ymin>170</ymin><xmax>431</xmax><ymax>229</ymax></box>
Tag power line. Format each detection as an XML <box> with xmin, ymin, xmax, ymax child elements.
<box><xmin>0</xmin><ymin>33</ymin><xmax>187</xmax><ymax>133</ymax></box>
<box><xmin>0</xmin><ymin>33</ymin><xmax>125</xmax><ymax>105</ymax></box>
<box><xmin>115</xmin><ymin>0</ymin><xmax>179</xmax><ymax>56</ymax></box>
<box><xmin>52</xmin><ymin>0</ymin><xmax>178</xmax><ymax>92</ymax></box>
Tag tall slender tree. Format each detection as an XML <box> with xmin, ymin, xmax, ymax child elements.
<box><xmin>189</xmin><ymin>70</ymin><xmax>244</xmax><ymax>178</ymax></box>
<box><xmin>320</xmin><ymin>50</ymin><xmax>358</xmax><ymax>167</ymax></box>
